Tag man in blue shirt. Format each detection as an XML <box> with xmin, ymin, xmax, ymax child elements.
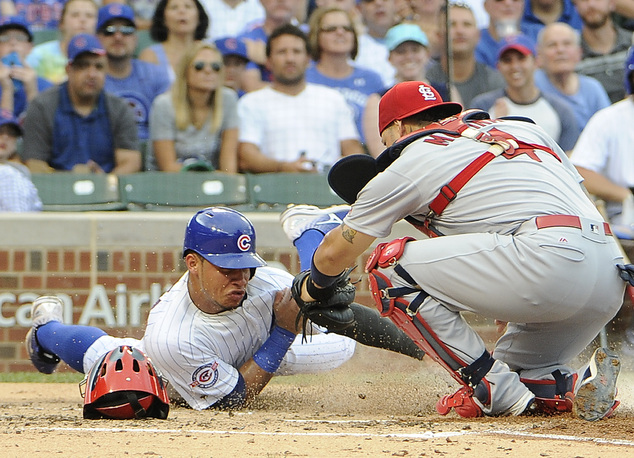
<box><xmin>21</xmin><ymin>33</ymin><xmax>140</xmax><ymax>174</ymax></box>
<box><xmin>522</xmin><ymin>0</ymin><xmax>583</xmax><ymax>42</ymax></box>
<box><xmin>97</xmin><ymin>3</ymin><xmax>170</xmax><ymax>141</ymax></box>
<box><xmin>0</xmin><ymin>16</ymin><xmax>53</xmax><ymax>118</ymax></box>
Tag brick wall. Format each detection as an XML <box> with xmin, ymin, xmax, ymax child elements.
<box><xmin>0</xmin><ymin>212</ymin><xmax>388</xmax><ymax>373</ymax></box>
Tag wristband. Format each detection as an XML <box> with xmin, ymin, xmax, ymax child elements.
<box><xmin>252</xmin><ymin>325</ymin><xmax>295</xmax><ymax>373</ymax></box>
<box><xmin>309</xmin><ymin>254</ymin><xmax>341</xmax><ymax>289</ymax></box>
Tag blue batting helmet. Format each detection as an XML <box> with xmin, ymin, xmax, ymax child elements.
<box><xmin>183</xmin><ymin>207</ymin><xmax>266</xmax><ymax>269</ymax></box>
<box><xmin>625</xmin><ymin>46</ymin><xmax>634</xmax><ymax>95</ymax></box>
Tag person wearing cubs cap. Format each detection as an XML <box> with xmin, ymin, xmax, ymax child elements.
<box><xmin>0</xmin><ymin>16</ymin><xmax>54</xmax><ymax>118</ymax></box>
<box><xmin>291</xmin><ymin>79</ymin><xmax>627</xmax><ymax>421</ymax></box>
<box><xmin>20</xmin><ymin>33</ymin><xmax>140</xmax><ymax>174</ymax></box>
<box><xmin>471</xmin><ymin>34</ymin><xmax>580</xmax><ymax>154</ymax></box>
<box><xmin>96</xmin><ymin>3</ymin><xmax>170</xmax><ymax>141</ymax></box>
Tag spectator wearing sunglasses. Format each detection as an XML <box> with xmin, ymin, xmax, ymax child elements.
<box><xmin>148</xmin><ymin>42</ymin><xmax>239</xmax><ymax>172</ymax></box>
<box><xmin>21</xmin><ymin>34</ymin><xmax>141</xmax><ymax>174</ymax></box>
<box><xmin>25</xmin><ymin>0</ymin><xmax>98</xmax><ymax>84</ymax></box>
<box><xmin>305</xmin><ymin>7</ymin><xmax>383</xmax><ymax>148</ymax></box>
<box><xmin>97</xmin><ymin>3</ymin><xmax>170</xmax><ymax>142</ymax></box>
<box><xmin>0</xmin><ymin>16</ymin><xmax>53</xmax><ymax>118</ymax></box>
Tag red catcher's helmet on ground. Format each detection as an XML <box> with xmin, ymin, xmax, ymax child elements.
<box><xmin>80</xmin><ymin>346</ymin><xmax>170</xmax><ymax>419</ymax></box>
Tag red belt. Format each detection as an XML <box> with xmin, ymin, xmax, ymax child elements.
<box><xmin>535</xmin><ymin>215</ymin><xmax>612</xmax><ymax>236</ymax></box>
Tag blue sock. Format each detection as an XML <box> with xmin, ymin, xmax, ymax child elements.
<box><xmin>294</xmin><ymin>229</ymin><xmax>326</xmax><ymax>270</ymax></box>
<box><xmin>36</xmin><ymin>322</ymin><xmax>107</xmax><ymax>373</ymax></box>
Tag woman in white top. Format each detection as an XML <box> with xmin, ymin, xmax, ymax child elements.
<box><xmin>138</xmin><ymin>0</ymin><xmax>208</xmax><ymax>83</ymax></box>
<box><xmin>149</xmin><ymin>42</ymin><xmax>239</xmax><ymax>172</ymax></box>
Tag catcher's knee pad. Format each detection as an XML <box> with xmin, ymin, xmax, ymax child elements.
<box><xmin>521</xmin><ymin>370</ymin><xmax>576</xmax><ymax>414</ymax></box>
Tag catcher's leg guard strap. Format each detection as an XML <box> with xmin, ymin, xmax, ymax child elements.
<box><xmin>520</xmin><ymin>370</ymin><xmax>575</xmax><ymax>414</ymax></box>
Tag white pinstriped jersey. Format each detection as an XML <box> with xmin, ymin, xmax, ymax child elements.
<box><xmin>141</xmin><ymin>266</ymin><xmax>355</xmax><ymax>410</ymax></box>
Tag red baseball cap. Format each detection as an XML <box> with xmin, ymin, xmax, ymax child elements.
<box><xmin>378</xmin><ymin>81</ymin><xmax>462</xmax><ymax>134</ymax></box>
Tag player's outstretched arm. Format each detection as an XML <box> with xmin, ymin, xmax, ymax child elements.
<box><xmin>238</xmin><ymin>289</ymin><xmax>300</xmax><ymax>404</ymax></box>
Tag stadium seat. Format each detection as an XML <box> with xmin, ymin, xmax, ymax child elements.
<box><xmin>31</xmin><ymin>173</ymin><xmax>126</xmax><ymax>211</ymax></box>
<box><xmin>247</xmin><ymin>173</ymin><xmax>345</xmax><ymax>210</ymax></box>
<box><xmin>119</xmin><ymin>172</ymin><xmax>250</xmax><ymax>211</ymax></box>
<box><xmin>32</xmin><ymin>29</ymin><xmax>59</xmax><ymax>46</ymax></box>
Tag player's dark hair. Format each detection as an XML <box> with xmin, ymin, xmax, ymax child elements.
<box><xmin>266</xmin><ymin>24</ymin><xmax>311</xmax><ymax>58</ymax></box>
<box><xmin>406</xmin><ymin>110</ymin><xmax>445</xmax><ymax>125</ymax></box>
<box><xmin>150</xmin><ymin>0</ymin><xmax>209</xmax><ymax>42</ymax></box>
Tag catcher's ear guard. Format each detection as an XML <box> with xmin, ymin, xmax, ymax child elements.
<box><xmin>80</xmin><ymin>345</ymin><xmax>170</xmax><ymax>420</ymax></box>
<box><xmin>328</xmin><ymin>154</ymin><xmax>378</xmax><ymax>205</ymax></box>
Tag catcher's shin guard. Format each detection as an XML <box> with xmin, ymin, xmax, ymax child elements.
<box><xmin>366</xmin><ymin>238</ymin><xmax>495</xmax><ymax>417</ymax></box>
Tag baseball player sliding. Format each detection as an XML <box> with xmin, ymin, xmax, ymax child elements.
<box><xmin>26</xmin><ymin>207</ymin><xmax>423</xmax><ymax>412</ymax></box>
<box><xmin>287</xmin><ymin>81</ymin><xmax>626</xmax><ymax>421</ymax></box>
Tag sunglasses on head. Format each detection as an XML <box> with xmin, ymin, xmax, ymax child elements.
<box><xmin>193</xmin><ymin>61</ymin><xmax>223</xmax><ymax>72</ymax></box>
<box><xmin>102</xmin><ymin>25</ymin><xmax>136</xmax><ymax>36</ymax></box>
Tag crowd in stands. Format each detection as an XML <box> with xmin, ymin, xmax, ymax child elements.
<box><xmin>0</xmin><ymin>0</ymin><xmax>633</xmax><ymax>218</ymax></box>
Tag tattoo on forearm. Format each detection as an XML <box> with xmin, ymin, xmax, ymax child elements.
<box><xmin>341</xmin><ymin>225</ymin><xmax>357</xmax><ymax>244</ymax></box>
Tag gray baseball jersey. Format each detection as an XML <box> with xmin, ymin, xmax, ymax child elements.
<box><xmin>346</xmin><ymin>119</ymin><xmax>625</xmax><ymax>415</ymax></box>
<box><xmin>84</xmin><ymin>266</ymin><xmax>356</xmax><ymax>410</ymax></box>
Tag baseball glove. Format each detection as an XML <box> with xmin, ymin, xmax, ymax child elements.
<box><xmin>291</xmin><ymin>269</ymin><xmax>356</xmax><ymax>336</ymax></box>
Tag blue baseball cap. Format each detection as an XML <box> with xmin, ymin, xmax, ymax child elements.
<box><xmin>67</xmin><ymin>33</ymin><xmax>106</xmax><ymax>63</ymax></box>
<box><xmin>0</xmin><ymin>16</ymin><xmax>33</xmax><ymax>42</ymax></box>
<box><xmin>97</xmin><ymin>3</ymin><xmax>136</xmax><ymax>32</ymax></box>
<box><xmin>497</xmin><ymin>34</ymin><xmax>536</xmax><ymax>61</ymax></box>
<box><xmin>214</xmin><ymin>37</ymin><xmax>249</xmax><ymax>61</ymax></box>
<box><xmin>385</xmin><ymin>23</ymin><xmax>429</xmax><ymax>52</ymax></box>
<box><xmin>0</xmin><ymin>109</ymin><xmax>22</xmax><ymax>136</ymax></box>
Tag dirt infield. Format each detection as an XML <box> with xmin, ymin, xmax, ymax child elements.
<box><xmin>4</xmin><ymin>345</ymin><xmax>634</xmax><ymax>457</ymax></box>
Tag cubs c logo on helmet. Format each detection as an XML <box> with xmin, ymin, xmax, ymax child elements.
<box><xmin>237</xmin><ymin>234</ymin><xmax>252</xmax><ymax>252</ymax></box>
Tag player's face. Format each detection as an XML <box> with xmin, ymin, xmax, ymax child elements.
<box><xmin>187</xmin><ymin>47</ymin><xmax>223</xmax><ymax>92</ymax></box>
<box><xmin>188</xmin><ymin>254</ymin><xmax>251</xmax><ymax>313</ymax></box>
<box><xmin>380</xmin><ymin>121</ymin><xmax>401</xmax><ymax>147</ymax></box>
<box><xmin>67</xmin><ymin>53</ymin><xmax>106</xmax><ymax>100</ymax></box>
<box><xmin>318</xmin><ymin>11</ymin><xmax>355</xmax><ymax>56</ymax></box>
<box><xmin>497</xmin><ymin>50</ymin><xmax>535</xmax><ymax>90</ymax></box>
<box><xmin>537</xmin><ymin>25</ymin><xmax>581</xmax><ymax>75</ymax></box>
<box><xmin>60</xmin><ymin>0</ymin><xmax>98</xmax><ymax>40</ymax></box>
<box><xmin>98</xmin><ymin>19</ymin><xmax>137</xmax><ymax>61</ymax></box>
<box><xmin>164</xmin><ymin>0</ymin><xmax>199</xmax><ymax>36</ymax></box>
<box><xmin>0</xmin><ymin>28</ymin><xmax>32</xmax><ymax>60</ymax></box>
<box><xmin>267</xmin><ymin>34</ymin><xmax>309</xmax><ymax>86</ymax></box>
<box><xmin>574</xmin><ymin>0</ymin><xmax>614</xmax><ymax>29</ymax></box>
<box><xmin>389</xmin><ymin>41</ymin><xmax>429</xmax><ymax>81</ymax></box>
<box><xmin>484</xmin><ymin>0</ymin><xmax>524</xmax><ymax>23</ymax></box>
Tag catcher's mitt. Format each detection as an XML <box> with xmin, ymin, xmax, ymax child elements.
<box><xmin>291</xmin><ymin>269</ymin><xmax>356</xmax><ymax>335</ymax></box>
